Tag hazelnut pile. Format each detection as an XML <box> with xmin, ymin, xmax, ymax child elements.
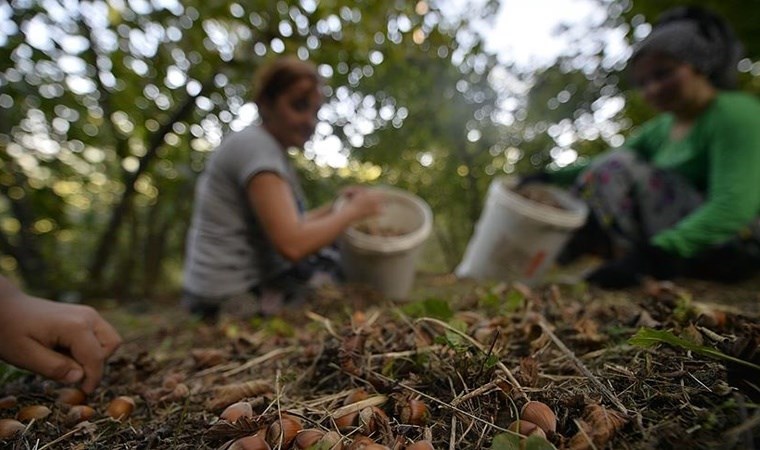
<box><xmin>0</xmin><ymin>389</ymin><xmax>137</xmax><ymax>440</ymax></box>
<box><xmin>217</xmin><ymin>390</ymin><xmax>435</xmax><ymax>450</ymax></box>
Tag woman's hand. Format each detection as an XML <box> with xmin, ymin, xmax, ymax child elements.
<box><xmin>340</xmin><ymin>187</ymin><xmax>386</xmax><ymax>222</ymax></box>
<box><xmin>0</xmin><ymin>278</ymin><xmax>122</xmax><ymax>393</ymax></box>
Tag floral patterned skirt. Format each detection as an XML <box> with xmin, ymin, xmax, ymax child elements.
<box><xmin>571</xmin><ymin>149</ymin><xmax>760</xmax><ymax>281</ymax></box>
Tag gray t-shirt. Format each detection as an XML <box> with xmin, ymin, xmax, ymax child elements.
<box><xmin>183</xmin><ymin>124</ymin><xmax>305</xmax><ymax>298</ymax></box>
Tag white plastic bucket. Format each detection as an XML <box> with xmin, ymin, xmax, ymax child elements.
<box><xmin>339</xmin><ymin>186</ymin><xmax>433</xmax><ymax>300</ymax></box>
<box><xmin>455</xmin><ymin>176</ymin><xmax>588</xmax><ymax>284</ymax></box>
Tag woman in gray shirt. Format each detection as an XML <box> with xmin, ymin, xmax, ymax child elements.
<box><xmin>183</xmin><ymin>57</ymin><xmax>385</xmax><ymax>319</ymax></box>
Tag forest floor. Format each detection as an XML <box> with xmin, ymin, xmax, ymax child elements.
<box><xmin>1</xmin><ymin>265</ymin><xmax>760</xmax><ymax>450</ymax></box>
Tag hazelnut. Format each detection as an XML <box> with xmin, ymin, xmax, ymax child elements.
<box><xmin>230</xmin><ymin>433</ymin><xmax>271</xmax><ymax>450</ymax></box>
<box><xmin>161</xmin><ymin>372</ymin><xmax>185</xmax><ymax>390</ymax></box>
<box><xmin>294</xmin><ymin>428</ymin><xmax>325</xmax><ymax>448</ymax></box>
<box><xmin>345</xmin><ymin>388</ymin><xmax>369</xmax><ymax>405</ymax></box>
<box><xmin>334</xmin><ymin>410</ymin><xmax>359</xmax><ymax>431</ymax></box>
<box><xmin>347</xmin><ymin>436</ymin><xmax>377</xmax><ymax>450</ymax></box>
<box><xmin>17</xmin><ymin>405</ymin><xmax>52</xmax><ymax>422</ymax></box>
<box><xmin>66</xmin><ymin>405</ymin><xmax>96</xmax><ymax>425</ymax></box>
<box><xmin>107</xmin><ymin>396</ymin><xmax>136</xmax><ymax>421</ymax></box>
<box><xmin>0</xmin><ymin>418</ymin><xmax>25</xmax><ymax>439</ymax></box>
<box><xmin>220</xmin><ymin>401</ymin><xmax>253</xmax><ymax>423</ymax></box>
<box><xmin>266</xmin><ymin>414</ymin><xmax>302</xmax><ymax>448</ymax></box>
<box><xmin>520</xmin><ymin>401</ymin><xmax>556</xmax><ymax>434</ymax></box>
<box><xmin>0</xmin><ymin>395</ymin><xmax>18</xmax><ymax>410</ymax></box>
<box><xmin>363</xmin><ymin>445</ymin><xmax>391</xmax><ymax>450</ymax></box>
<box><xmin>56</xmin><ymin>387</ymin><xmax>86</xmax><ymax>406</ymax></box>
<box><xmin>507</xmin><ymin>420</ymin><xmax>546</xmax><ymax>439</ymax></box>
<box><xmin>399</xmin><ymin>399</ymin><xmax>429</xmax><ymax>426</ymax></box>
<box><xmin>318</xmin><ymin>431</ymin><xmax>344</xmax><ymax>450</ymax></box>
<box><xmin>406</xmin><ymin>441</ymin><xmax>435</xmax><ymax>450</ymax></box>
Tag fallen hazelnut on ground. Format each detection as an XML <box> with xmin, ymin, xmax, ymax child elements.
<box><xmin>107</xmin><ymin>396</ymin><xmax>136</xmax><ymax>421</ymax></box>
<box><xmin>508</xmin><ymin>420</ymin><xmax>546</xmax><ymax>439</ymax></box>
<box><xmin>0</xmin><ymin>418</ymin><xmax>25</xmax><ymax>439</ymax></box>
<box><xmin>295</xmin><ymin>429</ymin><xmax>344</xmax><ymax>450</ymax></box>
<box><xmin>0</xmin><ymin>396</ymin><xmax>17</xmax><ymax>410</ymax></box>
<box><xmin>334</xmin><ymin>410</ymin><xmax>359</xmax><ymax>431</ymax></box>
<box><xmin>294</xmin><ymin>428</ymin><xmax>325</xmax><ymax>448</ymax></box>
<box><xmin>56</xmin><ymin>387</ymin><xmax>87</xmax><ymax>406</ymax></box>
<box><xmin>17</xmin><ymin>405</ymin><xmax>52</xmax><ymax>422</ymax></box>
<box><xmin>317</xmin><ymin>431</ymin><xmax>344</xmax><ymax>450</ymax></box>
<box><xmin>220</xmin><ymin>401</ymin><xmax>254</xmax><ymax>423</ymax></box>
<box><xmin>520</xmin><ymin>401</ymin><xmax>557</xmax><ymax>434</ymax></box>
<box><xmin>406</xmin><ymin>441</ymin><xmax>435</xmax><ymax>450</ymax></box>
<box><xmin>230</xmin><ymin>433</ymin><xmax>271</xmax><ymax>450</ymax></box>
<box><xmin>347</xmin><ymin>435</ymin><xmax>376</xmax><ymax>450</ymax></box>
<box><xmin>161</xmin><ymin>372</ymin><xmax>185</xmax><ymax>390</ymax></box>
<box><xmin>399</xmin><ymin>398</ymin><xmax>429</xmax><ymax>425</ymax></box>
<box><xmin>66</xmin><ymin>405</ymin><xmax>96</xmax><ymax>425</ymax></box>
<box><xmin>266</xmin><ymin>414</ymin><xmax>302</xmax><ymax>448</ymax></box>
<box><xmin>345</xmin><ymin>389</ymin><xmax>369</xmax><ymax>404</ymax></box>
<box><xmin>362</xmin><ymin>444</ymin><xmax>391</xmax><ymax>450</ymax></box>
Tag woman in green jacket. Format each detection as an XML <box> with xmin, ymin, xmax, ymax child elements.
<box><xmin>531</xmin><ymin>6</ymin><xmax>760</xmax><ymax>288</ymax></box>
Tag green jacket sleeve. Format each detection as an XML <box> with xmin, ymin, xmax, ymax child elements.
<box><xmin>652</xmin><ymin>99</ymin><xmax>760</xmax><ymax>257</ymax></box>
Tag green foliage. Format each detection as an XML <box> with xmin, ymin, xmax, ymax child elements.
<box><xmin>400</xmin><ymin>297</ymin><xmax>454</xmax><ymax>321</ymax></box>
<box><xmin>491</xmin><ymin>433</ymin><xmax>557</xmax><ymax>450</ymax></box>
<box><xmin>2</xmin><ymin>0</ymin><xmax>757</xmax><ymax>299</ymax></box>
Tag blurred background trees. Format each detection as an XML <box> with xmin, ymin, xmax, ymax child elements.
<box><xmin>1</xmin><ymin>0</ymin><xmax>758</xmax><ymax>300</ymax></box>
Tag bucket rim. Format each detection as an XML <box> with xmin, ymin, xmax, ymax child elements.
<box><xmin>342</xmin><ymin>186</ymin><xmax>433</xmax><ymax>254</ymax></box>
<box><xmin>491</xmin><ymin>176</ymin><xmax>588</xmax><ymax>229</ymax></box>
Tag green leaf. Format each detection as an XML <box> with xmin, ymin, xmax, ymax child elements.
<box><xmin>629</xmin><ymin>327</ymin><xmax>760</xmax><ymax>371</ymax></box>
<box><xmin>400</xmin><ymin>298</ymin><xmax>453</xmax><ymax>320</ymax></box>
<box><xmin>490</xmin><ymin>433</ymin><xmax>521</xmax><ymax>450</ymax></box>
<box><xmin>491</xmin><ymin>433</ymin><xmax>557</xmax><ymax>450</ymax></box>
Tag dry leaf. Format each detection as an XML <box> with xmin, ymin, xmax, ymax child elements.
<box><xmin>567</xmin><ymin>403</ymin><xmax>627</xmax><ymax>450</ymax></box>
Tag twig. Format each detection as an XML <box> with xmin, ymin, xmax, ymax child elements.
<box><xmin>330</xmin><ymin>395</ymin><xmax>388</xmax><ymax>419</ymax></box>
<box><xmin>537</xmin><ymin>316</ymin><xmax>629</xmax><ymax>416</ymax></box>
<box><xmin>221</xmin><ymin>347</ymin><xmax>297</xmax><ymax>377</ymax></box>
<box><xmin>306</xmin><ymin>311</ymin><xmax>340</xmax><ymax>338</ymax></box>
<box><xmin>450</xmin><ymin>381</ymin><xmax>497</xmax><ymax>407</ymax></box>
<box><xmin>449</xmin><ymin>415</ymin><xmax>457</xmax><ymax>450</ymax></box>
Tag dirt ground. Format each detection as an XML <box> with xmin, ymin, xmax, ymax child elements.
<box><xmin>1</xmin><ymin>272</ymin><xmax>759</xmax><ymax>450</ymax></box>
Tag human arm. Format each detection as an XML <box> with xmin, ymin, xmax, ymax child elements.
<box><xmin>0</xmin><ymin>276</ymin><xmax>122</xmax><ymax>393</ymax></box>
<box><xmin>248</xmin><ymin>173</ymin><xmax>385</xmax><ymax>261</ymax></box>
